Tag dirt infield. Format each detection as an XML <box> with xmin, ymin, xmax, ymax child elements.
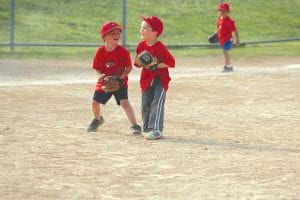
<box><xmin>0</xmin><ymin>56</ymin><xmax>299</xmax><ymax>199</ymax></box>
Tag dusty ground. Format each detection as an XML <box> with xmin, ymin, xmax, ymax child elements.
<box><xmin>0</xmin><ymin>56</ymin><xmax>299</xmax><ymax>199</ymax></box>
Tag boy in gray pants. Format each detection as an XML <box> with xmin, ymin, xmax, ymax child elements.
<box><xmin>134</xmin><ymin>16</ymin><xmax>175</xmax><ymax>140</ymax></box>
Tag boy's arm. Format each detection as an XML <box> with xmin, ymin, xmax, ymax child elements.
<box><xmin>157</xmin><ymin>44</ymin><xmax>175</xmax><ymax>69</ymax></box>
<box><xmin>120</xmin><ymin>66</ymin><xmax>132</xmax><ymax>79</ymax></box>
<box><xmin>120</xmin><ymin>50</ymin><xmax>133</xmax><ymax>79</ymax></box>
<box><xmin>95</xmin><ymin>69</ymin><xmax>105</xmax><ymax>82</ymax></box>
<box><xmin>157</xmin><ymin>54</ymin><xmax>175</xmax><ymax>69</ymax></box>
<box><xmin>157</xmin><ymin>63</ymin><xmax>170</xmax><ymax>69</ymax></box>
<box><xmin>233</xmin><ymin>30</ymin><xmax>240</xmax><ymax>47</ymax></box>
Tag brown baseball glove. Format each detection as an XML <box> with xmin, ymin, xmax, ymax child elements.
<box><xmin>101</xmin><ymin>76</ymin><xmax>123</xmax><ymax>93</ymax></box>
<box><xmin>136</xmin><ymin>51</ymin><xmax>157</xmax><ymax>71</ymax></box>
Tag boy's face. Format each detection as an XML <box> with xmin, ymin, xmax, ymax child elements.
<box><xmin>218</xmin><ymin>10</ymin><xmax>228</xmax><ymax>18</ymax></box>
<box><xmin>103</xmin><ymin>29</ymin><xmax>121</xmax><ymax>44</ymax></box>
<box><xmin>139</xmin><ymin>21</ymin><xmax>157</xmax><ymax>41</ymax></box>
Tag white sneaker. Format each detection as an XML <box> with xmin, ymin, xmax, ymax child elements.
<box><xmin>144</xmin><ymin>130</ymin><xmax>163</xmax><ymax>140</ymax></box>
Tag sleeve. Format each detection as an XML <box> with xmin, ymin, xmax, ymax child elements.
<box><xmin>123</xmin><ymin>49</ymin><xmax>132</xmax><ymax>68</ymax></box>
<box><xmin>92</xmin><ymin>48</ymin><xmax>102</xmax><ymax>71</ymax></box>
<box><xmin>230</xmin><ymin>19</ymin><xmax>237</xmax><ymax>32</ymax></box>
<box><xmin>158</xmin><ymin>43</ymin><xmax>175</xmax><ymax>68</ymax></box>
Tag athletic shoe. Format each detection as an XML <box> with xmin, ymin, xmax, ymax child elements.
<box><xmin>144</xmin><ymin>129</ymin><xmax>163</xmax><ymax>140</ymax></box>
<box><xmin>222</xmin><ymin>65</ymin><xmax>233</xmax><ymax>72</ymax></box>
<box><xmin>87</xmin><ymin>116</ymin><xmax>104</xmax><ymax>132</ymax></box>
<box><xmin>141</xmin><ymin>129</ymin><xmax>152</xmax><ymax>137</ymax></box>
<box><xmin>131</xmin><ymin>124</ymin><xmax>142</xmax><ymax>135</ymax></box>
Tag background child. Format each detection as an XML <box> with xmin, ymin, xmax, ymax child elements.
<box><xmin>87</xmin><ymin>21</ymin><xmax>141</xmax><ymax>135</ymax></box>
<box><xmin>134</xmin><ymin>16</ymin><xmax>175</xmax><ymax>140</ymax></box>
<box><xmin>217</xmin><ymin>2</ymin><xmax>240</xmax><ymax>72</ymax></box>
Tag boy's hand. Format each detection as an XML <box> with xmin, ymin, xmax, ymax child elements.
<box><xmin>235</xmin><ymin>39</ymin><xmax>240</xmax><ymax>47</ymax></box>
<box><xmin>97</xmin><ymin>73</ymin><xmax>105</xmax><ymax>82</ymax></box>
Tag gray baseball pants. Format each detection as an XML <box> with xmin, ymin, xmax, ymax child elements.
<box><xmin>141</xmin><ymin>77</ymin><xmax>166</xmax><ymax>132</ymax></box>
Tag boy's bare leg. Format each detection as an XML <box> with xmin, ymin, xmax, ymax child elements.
<box><xmin>120</xmin><ymin>99</ymin><xmax>137</xmax><ymax>125</ymax></box>
<box><xmin>87</xmin><ymin>100</ymin><xmax>104</xmax><ymax>132</ymax></box>
<box><xmin>92</xmin><ymin>100</ymin><xmax>101</xmax><ymax>120</ymax></box>
<box><xmin>120</xmin><ymin>99</ymin><xmax>141</xmax><ymax>135</ymax></box>
<box><xmin>223</xmin><ymin>50</ymin><xmax>231</xmax><ymax>66</ymax></box>
<box><xmin>222</xmin><ymin>50</ymin><xmax>233</xmax><ymax>72</ymax></box>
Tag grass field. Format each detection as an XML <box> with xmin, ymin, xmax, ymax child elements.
<box><xmin>0</xmin><ymin>41</ymin><xmax>300</xmax><ymax>59</ymax></box>
<box><xmin>0</xmin><ymin>0</ymin><xmax>300</xmax><ymax>58</ymax></box>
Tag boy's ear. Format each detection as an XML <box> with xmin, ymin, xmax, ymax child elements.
<box><xmin>153</xmin><ymin>30</ymin><xmax>159</xmax><ymax>37</ymax></box>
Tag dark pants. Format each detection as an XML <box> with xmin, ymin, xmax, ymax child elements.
<box><xmin>93</xmin><ymin>87</ymin><xmax>128</xmax><ymax>105</ymax></box>
<box><xmin>141</xmin><ymin>77</ymin><xmax>166</xmax><ymax>132</ymax></box>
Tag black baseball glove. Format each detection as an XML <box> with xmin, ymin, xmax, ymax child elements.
<box><xmin>208</xmin><ymin>32</ymin><xmax>219</xmax><ymax>44</ymax></box>
<box><xmin>136</xmin><ymin>51</ymin><xmax>158</xmax><ymax>71</ymax></box>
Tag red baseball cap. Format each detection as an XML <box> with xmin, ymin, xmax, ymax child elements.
<box><xmin>100</xmin><ymin>21</ymin><xmax>122</xmax><ymax>38</ymax></box>
<box><xmin>142</xmin><ymin>16</ymin><xmax>164</xmax><ymax>37</ymax></box>
<box><xmin>218</xmin><ymin>2</ymin><xmax>230</xmax><ymax>12</ymax></box>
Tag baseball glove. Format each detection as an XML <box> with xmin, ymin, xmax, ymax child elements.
<box><xmin>208</xmin><ymin>32</ymin><xmax>219</xmax><ymax>44</ymax></box>
<box><xmin>101</xmin><ymin>76</ymin><xmax>122</xmax><ymax>93</ymax></box>
<box><xmin>136</xmin><ymin>51</ymin><xmax>157</xmax><ymax>71</ymax></box>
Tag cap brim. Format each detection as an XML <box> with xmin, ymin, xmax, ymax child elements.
<box><xmin>102</xmin><ymin>26</ymin><xmax>123</xmax><ymax>38</ymax></box>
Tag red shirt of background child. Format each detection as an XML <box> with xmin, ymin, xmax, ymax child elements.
<box><xmin>217</xmin><ymin>16</ymin><xmax>236</xmax><ymax>46</ymax></box>
<box><xmin>216</xmin><ymin>2</ymin><xmax>240</xmax><ymax>72</ymax></box>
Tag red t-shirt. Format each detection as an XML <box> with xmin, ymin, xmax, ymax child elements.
<box><xmin>217</xmin><ymin>16</ymin><xmax>236</xmax><ymax>45</ymax></box>
<box><xmin>134</xmin><ymin>41</ymin><xmax>175</xmax><ymax>92</ymax></box>
<box><xmin>92</xmin><ymin>45</ymin><xmax>131</xmax><ymax>92</ymax></box>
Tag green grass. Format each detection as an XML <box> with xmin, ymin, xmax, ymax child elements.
<box><xmin>1</xmin><ymin>41</ymin><xmax>299</xmax><ymax>60</ymax></box>
<box><xmin>172</xmin><ymin>41</ymin><xmax>300</xmax><ymax>58</ymax></box>
<box><xmin>0</xmin><ymin>0</ymin><xmax>300</xmax><ymax>58</ymax></box>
